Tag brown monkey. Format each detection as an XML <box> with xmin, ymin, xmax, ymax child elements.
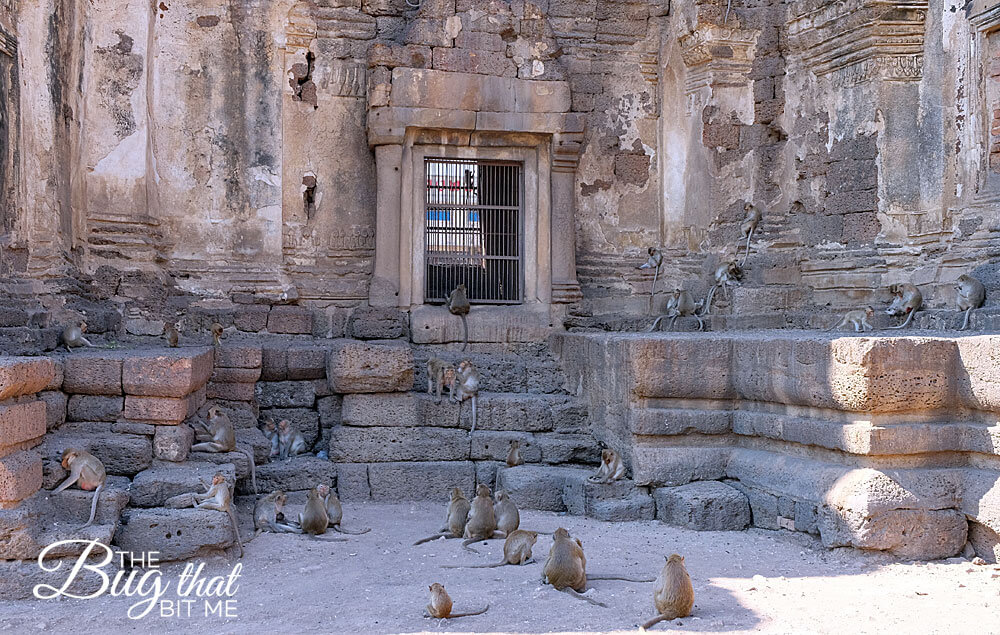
<box><xmin>62</xmin><ymin>322</ymin><xmax>95</xmax><ymax>351</ymax></box>
<box><xmin>425</xmin><ymin>583</ymin><xmax>489</xmax><ymax>619</ymax></box>
<box><xmin>542</xmin><ymin>527</ymin><xmax>606</xmax><ymax>607</ymax></box>
<box><xmin>426</xmin><ymin>357</ymin><xmax>456</xmax><ymax>403</ymax></box>
<box><xmin>461</xmin><ymin>484</ymin><xmax>498</xmax><ymax>552</ymax></box>
<box><xmin>52</xmin><ymin>448</ymin><xmax>106</xmax><ymax>528</ymax></box>
<box><xmin>413</xmin><ymin>487</ymin><xmax>471</xmax><ymax>545</ymax></box>
<box><xmin>588</xmin><ymin>448</ymin><xmax>626</xmax><ymax>484</ymax></box>
<box><xmin>640</xmin><ymin>554</ymin><xmax>694</xmax><ymax>630</ymax></box>
<box><xmin>650</xmin><ymin>289</ymin><xmax>703</xmax><ymax>332</ymax></box>
<box><xmin>318</xmin><ymin>484</ymin><xmax>370</xmax><ymax>534</ymax></box>
<box><xmin>194</xmin><ymin>473</ymin><xmax>243</xmax><ymax>558</ymax></box>
<box><xmin>164</xmin><ymin>324</ymin><xmax>179</xmax><ymax>348</ymax></box>
<box><xmin>956</xmin><ymin>274</ymin><xmax>985</xmax><ymax>331</ymax></box>
<box><xmin>211</xmin><ymin>322</ymin><xmax>224</xmax><ymax>346</ymax></box>
<box><xmin>451</xmin><ymin>360</ymin><xmax>481</xmax><ymax>433</ymax></box>
<box><xmin>261</xmin><ymin>418</ymin><xmax>279</xmax><ymax>459</ymax></box>
<box><xmin>298</xmin><ymin>486</ymin><xmax>330</xmax><ymax>535</ymax></box>
<box><xmin>739</xmin><ymin>202</ymin><xmax>762</xmax><ymax>267</ymax></box>
<box><xmin>700</xmin><ymin>260</ymin><xmax>742</xmax><ymax>316</ymax></box>
<box><xmin>885</xmin><ymin>282</ymin><xmax>922</xmax><ymax>329</ymax></box>
<box><xmin>253</xmin><ymin>490</ymin><xmax>301</xmax><ymax>535</ymax></box>
<box><xmin>506</xmin><ymin>440</ymin><xmax>524</xmax><ymax>467</ymax></box>
<box><xmin>191</xmin><ymin>406</ymin><xmax>257</xmax><ymax>494</ymax></box>
<box><xmin>636</xmin><ymin>247</ymin><xmax>664</xmax><ymax>298</ymax></box>
<box><xmin>493</xmin><ymin>490</ymin><xmax>520</xmax><ymax>536</ymax></box>
<box><xmin>447</xmin><ymin>284</ymin><xmax>471</xmax><ymax>351</ymax></box>
<box><xmin>277</xmin><ymin>419</ymin><xmax>307</xmax><ymax>459</ymax></box>
<box><xmin>442</xmin><ymin>530</ymin><xmax>538</xmax><ymax>569</ymax></box>
<box><xmin>825</xmin><ymin>307</ymin><xmax>875</xmax><ymax>332</ymax></box>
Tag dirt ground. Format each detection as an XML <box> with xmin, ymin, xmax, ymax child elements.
<box><xmin>1</xmin><ymin>502</ymin><xmax>997</xmax><ymax>634</ymax></box>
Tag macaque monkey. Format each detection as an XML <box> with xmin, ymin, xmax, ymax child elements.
<box><xmin>52</xmin><ymin>448</ymin><xmax>106</xmax><ymax>528</ymax></box>
<box><xmin>165</xmin><ymin>324</ymin><xmax>179</xmax><ymax>348</ymax></box>
<box><xmin>277</xmin><ymin>419</ymin><xmax>307</xmax><ymax>459</ymax></box>
<box><xmin>442</xmin><ymin>530</ymin><xmax>538</xmax><ymax>569</ymax></box>
<box><xmin>194</xmin><ymin>473</ymin><xmax>243</xmax><ymax>558</ymax></box>
<box><xmin>885</xmin><ymin>282</ymin><xmax>922</xmax><ymax>329</ymax></box>
<box><xmin>254</xmin><ymin>490</ymin><xmax>301</xmax><ymax>535</ymax></box>
<box><xmin>739</xmin><ymin>202</ymin><xmax>762</xmax><ymax>267</ymax></box>
<box><xmin>825</xmin><ymin>307</ymin><xmax>875</xmax><ymax>333</ymax></box>
<box><xmin>637</xmin><ymin>247</ymin><xmax>664</xmax><ymax>299</ymax></box>
<box><xmin>462</xmin><ymin>484</ymin><xmax>498</xmax><ymax>551</ymax></box>
<box><xmin>447</xmin><ymin>284</ymin><xmax>471</xmax><ymax>351</ymax></box>
<box><xmin>451</xmin><ymin>360</ymin><xmax>481</xmax><ymax>433</ymax></box>
<box><xmin>211</xmin><ymin>322</ymin><xmax>224</xmax><ymax>346</ymax></box>
<box><xmin>191</xmin><ymin>406</ymin><xmax>257</xmax><ymax>493</ymax></box>
<box><xmin>298</xmin><ymin>485</ymin><xmax>330</xmax><ymax>535</ymax></box>
<box><xmin>426</xmin><ymin>357</ymin><xmax>456</xmax><ymax>403</ymax></box>
<box><xmin>640</xmin><ymin>554</ymin><xmax>694</xmax><ymax>630</ymax></box>
<box><xmin>62</xmin><ymin>322</ymin><xmax>95</xmax><ymax>351</ymax></box>
<box><xmin>650</xmin><ymin>289</ymin><xmax>704</xmax><ymax>332</ymax></box>
<box><xmin>493</xmin><ymin>490</ymin><xmax>520</xmax><ymax>536</ymax></box>
<box><xmin>425</xmin><ymin>583</ymin><xmax>489</xmax><ymax>619</ymax></box>
<box><xmin>700</xmin><ymin>261</ymin><xmax>742</xmax><ymax>316</ymax></box>
<box><xmin>261</xmin><ymin>419</ymin><xmax>279</xmax><ymax>459</ymax></box>
<box><xmin>318</xmin><ymin>483</ymin><xmax>370</xmax><ymax>534</ymax></box>
<box><xmin>956</xmin><ymin>274</ymin><xmax>985</xmax><ymax>331</ymax></box>
<box><xmin>588</xmin><ymin>448</ymin><xmax>626</xmax><ymax>484</ymax></box>
<box><xmin>506</xmin><ymin>440</ymin><xmax>524</xmax><ymax>467</ymax></box>
<box><xmin>413</xmin><ymin>487</ymin><xmax>471</xmax><ymax>545</ymax></box>
<box><xmin>542</xmin><ymin>527</ymin><xmax>606</xmax><ymax>607</ymax></box>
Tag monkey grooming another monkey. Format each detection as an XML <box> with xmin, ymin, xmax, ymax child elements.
<box><xmin>318</xmin><ymin>484</ymin><xmax>371</xmax><ymax>534</ymax></box>
<box><xmin>447</xmin><ymin>284</ymin><xmax>471</xmax><ymax>351</ymax></box>
<box><xmin>506</xmin><ymin>440</ymin><xmax>524</xmax><ymax>467</ymax></box>
<box><xmin>52</xmin><ymin>448</ymin><xmax>106</xmax><ymax>528</ymax></box>
<box><xmin>461</xmin><ymin>484</ymin><xmax>498</xmax><ymax>552</ymax></box>
<box><xmin>425</xmin><ymin>583</ymin><xmax>489</xmax><ymax>619</ymax></box>
<box><xmin>277</xmin><ymin>419</ymin><xmax>307</xmax><ymax>460</ymax></box>
<box><xmin>640</xmin><ymin>554</ymin><xmax>694</xmax><ymax>630</ymax></box>
<box><xmin>194</xmin><ymin>473</ymin><xmax>243</xmax><ymax>558</ymax></box>
<box><xmin>442</xmin><ymin>530</ymin><xmax>538</xmax><ymax>569</ymax></box>
<box><xmin>414</xmin><ymin>487</ymin><xmax>471</xmax><ymax>545</ymax></box>
<box><xmin>542</xmin><ymin>527</ymin><xmax>607</xmax><ymax>607</ymax></box>
<box><xmin>885</xmin><ymin>282</ymin><xmax>922</xmax><ymax>329</ymax></box>
<box><xmin>426</xmin><ymin>357</ymin><xmax>456</xmax><ymax>403</ymax></box>
<box><xmin>261</xmin><ymin>419</ymin><xmax>280</xmax><ymax>459</ymax></box>
<box><xmin>588</xmin><ymin>448</ymin><xmax>626</xmax><ymax>484</ymax></box>
<box><xmin>825</xmin><ymin>307</ymin><xmax>875</xmax><ymax>333</ymax></box>
<box><xmin>650</xmin><ymin>289</ymin><xmax>703</xmax><ymax>332</ymax></box>
<box><xmin>739</xmin><ymin>202</ymin><xmax>762</xmax><ymax>267</ymax></box>
<box><xmin>493</xmin><ymin>490</ymin><xmax>520</xmax><ymax>536</ymax></box>
<box><xmin>62</xmin><ymin>322</ymin><xmax>95</xmax><ymax>351</ymax></box>
<box><xmin>956</xmin><ymin>274</ymin><xmax>985</xmax><ymax>331</ymax></box>
<box><xmin>191</xmin><ymin>406</ymin><xmax>257</xmax><ymax>494</ymax></box>
<box><xmin>451</xmin><ymin>360</ymin><xmax>481</xmax><ymax>433</ymax></box>
<box><xmin>254</xmin><ymin>490</ymin><xmax>301</xmax><ymax>535</ymax></box>
<box><xmin>211</xmin><ymin>322</ymin><xmax>224</xmax><ymax>346</ymax></box>
<box><xmin>165</xmin><ymin>323</ymin><xmax>179</xmax><ymax>348</ymax></box>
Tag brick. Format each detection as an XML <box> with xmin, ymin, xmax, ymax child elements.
<box><xmin>124</xmin><ymin>395</ymin><xmax>190</xmax><ymax>424</ymax></box>
<box><xmin>256</xmin><ymin>381</ymin><xmax>316</xmax><ymax>408</ymax></box>
<box><xmin>287</xmin><ymin>346</ymin><xmax>328</xmax><ymax>380</ymax></box>
<box><xmin>0</xmin><ymin>357</ymin><xmax>57</xmax><ymax>400</ymax></box>
<box><xmin>38</xmin><ymin>391</ymin><xmax>67</xmax><ymax>431</ymax></box>
<box><xmin>261</xmin><ymin>345</ymin><xmax>288</xmax><ymax>381</ymax></box>
<box><xmin>0</xmin><ymin>401</ymin><xmax>46</xmax><ymax>450</ymax></box>
<box><xmin>327</xmin><ymin>341</ymin><xmax>414</xmax><ymax>393</ymax></box>
<box><xmin>153</xmin><ymin>425</ymin><xmax>194</xmax><ymax>462</ymax></box>
<box><xmin>367</xmin><ymin>42</ymin><xmax>431</xmax><ymax>68</ymax></box>
<box><xmin>214</xmin><ymin>345</ymin><xmax>263</xmax><ymax>369</ymax></box>
<box><xmin>267</xmin><ymin>306</ymin><xmax>312</xmax><ymax>334</ymax></box>
<box><xmin>234</xmin><ymin>305</ymin><xmax>269</xmax><ymax>332</ymax></box>
<box><xmin>329</xmin><ymin>426</ymin><xmax>470</xmax><ymax>462</ymax></box>
<box><xmin>318</xmin><ymin>395</ymin><xmax>343</xmax><ymax>427</ymax></box>
<box><xmin>122</xmin><ymin>349</ymin><xmax>213</xmax><ymax>397</ymax></box>
<box><xmin>0</xmin><ymin>451</ymin><xmax>42</xmax><ymax>505</ymax></box>
<box><xmin>432</xmin><ymin>47</ymin><xmax>516</xmax><ymax>77</ymax></box>
<box><xmin>67</xmin><ymin>395</ymin><xmax>123</xmax><ymax>423</ymax></box>
<box><xmin>347</xmin><ymin>307</ymin><xmax>408</xmax><ymax>340</ymax></box>
<box><xmin>366</xmin><ymin>461</ymin><xmax>475</xmax><ymax>502</ymax></box>
<box><xmin>210</xmin><ymin>367</ymin><xmax>262</xmax><ymax>383</ymax></box>
<box><xmin>206</xmin><ymin>382</ymin><xmax>256</xmax><ymax>401</ymax></box>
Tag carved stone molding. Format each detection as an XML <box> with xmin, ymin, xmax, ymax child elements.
<box><xmin>787</xmin><ymin>0</ymin><xmax>928</xmax><ymax>86</ymax></box>
<box><xmin>285</xmin><ymin>3</ymin><xmax>316</xmax><ymax>54</ymax></box>
<box><xmin>552</xmin><ymin>131</ymin><xmax>584</xmax><ymax>174</ymax></box>
<box><xmin>676</xmin><ymin>24</ymin><xmax>759</xmax><ymax>98</ymax></box>
<box><xmin>0</xmin><ymin>27</ymin><xmax>14</xmax><ymax>58</ymax></box>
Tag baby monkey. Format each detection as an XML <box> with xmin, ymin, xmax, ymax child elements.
<box><xmin>506</xmin><ymin>440</ymin><xmax>524</xmax><ymax>467</ymax></box>
<box><xmin>588</xmin><ymin>448</ymin><xmax>626</xmax><ymax>484</ymax></box>
<box><xmin>277</xmin><ymin>419</ymin><xmax>307</xmax><ymax>459</ymax></box>
<box><xmin>825</xmin><ymin>307</ymin><xmax>875</xmax><ymax>333</ymax></box>
<box><xmin>211</xmin><ymin>322</ymin><xmax>224</xmax><ymax>346</ymax></box>
<box><xmin>261</xmin><ymin>418</ymin><xmax>279</xmax><ymax>459</ymax></box>
<box><xmin>164</xmin><ymin>323</ymin><xmax>179</xmax><ymax>348</ymax></box>
<box><xmin>53</xmin><ymin>448</ymin><xmax>107</xmax><ymax>528</ymax></box>
<box><xmin>62</xmin><ymin>321</ymin><xmax>95</xmax><ymax>351</ymax></box>
<box><xmin>442</xmin><ymin>530</ymin><xmax>538</xmax><ymax>569</ymax></box>
<box><xmin>426</xmin><ymin>357</ymin><xmax>456</xmax><ymax>403</ymax></box>
<box><xmin>956</xmin><ymin>274</ymin><xmax>985</xmax><ymax>331</ymax></box>
<box><xmin>640</xmin><ymin>554</ymin><xmax>694</xmax><ymax>630</ymax></box>
<box><xmin>194</xmin><ymin>473</ymin><xmax>243</xmax><ymax>558</ymax></box>
<box><xmin>425</xmin><ymin>583</ymin><xmax>489</xmax><ymax>619</ymax></box>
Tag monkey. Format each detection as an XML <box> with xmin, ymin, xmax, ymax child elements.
<box><xmin>493</xmin><ymin>490</ymin><xmax>520</xmax><ymax>536</ymax></box>
<box><xmin>461</xmin><ymin>483</ymin><xmax>498</xmax><ymax>552</ymax></box>
<box><xmin>253</xmin><ymin>490</ymin><xmax>301</xmax><ymax>535</ymax></box>
<box><xmin>885</xmin><ymin>282</ymin><xmax>922</xmax><ymax>329</ymax></box>
<box><xmin>426</xmin><ymin>357</ymin><xmax>456</xmax><ymax>403</ymax></box>
<box><xmin>825</xmin><ymin>307</ymin><xmax>875</xmax><ymax>333</ymax></box>
<box><xmin>211</xmin><ymin>322</ymin><xmax>224</xmax><ymax>346</ymax></box>
<box><xmin>62</xmin><ymin>322</ymin><xmax>95</xmax><ymax>351</ymax></box>
<box><xmin>447</xmin><ymin>284</ymin><xmax>471</xmax><ymax>351</ymax></box>
<box><xmin>425</xmin><ymin>583</ymin><xmax>489</xmax><ymax>619</ymax></box>
<box><xmin>52</xmin><ymin>448</ymin><xmax>106</xmax><ymax>528</ymax></box>
<box><xmin>637</xmin><ymin>247</ymin><xmax>664</xmax><ymax>300</ymax></box>
<box><xmin>956</xmin><ymin>274</ymin><xmax>985</xmax><ymax>331</ymax></box>
<box><xmin>413</xmin><ymin>487</ymin><xmax>471</xmax><ymax>545</ymax></box>
<box><xmin>700</xmin><ymin>261</ymin><xmax>743</xmax><ymax>316</ymax></box>
<box><xmin>588</xmin><ymin>448</ymin><xmax>626</xmax><ymax>484</ymax></box>
<box><xmin>318</xmin><ymin>484</ymin><xmax>371</xmax><ymax>534</ymax></box>
<box><xmin>451</xmin><ymin>360</ymin><xmax>481</xmax><ymax>433</ymax></box>
<box><xmin>506</xmin><ymin>440</ymin><xmax>524</xmax><ymax>467</ymax></box>
<box><xmin>191</xmin><ymin>406</ymin><xmax>257</xmax><ymax>494</ymax></box>
<box><xmin>441</xmin><ymin>530</ymin><xmax>538</xmax><ymax>569</ymax></box>
<box><xmin>640</xmin><ymin>554</ymin><xmax>694</xmax><ymax>630</ymax></box>
<box><xmin>261</xmin><ymin>418</ymin><xmax>280</xmax><ymax>459</ymax></box>
<box><xmin>194</xmin><ymin>473</ymin><xmax>243</xmax><ymax>558</ymax></box>
<box><xmin>739</xmin><ymin>201</ymin><xmax>762</xmax><ymax>267</ymax></box>
<box><xmin>165</xmin><ymin>323</ymin><xmax>179</xmax><ymax>348</ymax></box>
<box><xmin>298</xmin><ymin>486</ymin><xmax>330</xmax><ymax>535</ymax></box>
<box><xmin>542</xmin><ymin>527</ymin><xmax>607</xmax><ymax>607</ymax></box>
<box><xmin>277</xmin><ymin>419</ymin><xmax>307</xmax><ymax>460</ymax></box>
<box><xmin>650</xmin><ymin>289</ymin><xmax>704</xmax><ymax>332</ymax></box>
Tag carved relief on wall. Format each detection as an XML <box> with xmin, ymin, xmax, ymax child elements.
<box><xmin>0</xmin><ymin>27</ymin><xmax>17</xmax><ymax>238</ymax></box>
<box><xmin>675</xmin><ymin>22</ymin><xmax>759</xmax><ymax>114</ymax></box>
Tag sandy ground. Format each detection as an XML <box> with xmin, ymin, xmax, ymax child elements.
<box><xmin>1</xmin><ymin>502</ymin><xmax>998</xmax><ymax>634</ymax></box>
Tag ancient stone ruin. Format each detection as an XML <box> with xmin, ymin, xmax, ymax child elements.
<box><xmin>1</xmin><ymin>0</ymin><xmax>999</xmax><ymax>602</ymax></box>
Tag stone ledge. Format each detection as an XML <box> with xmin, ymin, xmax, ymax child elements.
<box><xmin>0</xmin><ymin>357</ymin><xmax>56</xmax><ymax>402</ymax></box>
<box><xmin>410</xmin><ymin>303</ymin><xmax>555</xmax><ymax>345</ymax></box>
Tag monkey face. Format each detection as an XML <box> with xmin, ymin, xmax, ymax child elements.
<box><xmin>60</xmin><ymin>449</ymin><xmax>77</xmax><ymax>469</ymax></box>
<box><xmin>212</xmin><ymin>473</ymin><xmax>225</xmax><ymax>485</ymax></box>
<box><xmin>316</xmin><ymin>484</ymin><xmax>330</xmax><ymax>497</ymax></box>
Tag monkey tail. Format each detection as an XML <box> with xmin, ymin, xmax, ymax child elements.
<box><xmin>587</xmin><ymin>574</ymin><xmax>656</xmax><ymax>583</ymax></box>
<box><xmin>640</xmin><ymin>613</ymin><xmax>673</xmax><ymax>630</ymax></box>
<box><xmin>460</xmin><ymin>314</ymin><xmax>468</xmax><ymax>351</ymax></box>
<box><xmin>559</xmin><ymin>588</ymin><xmax>608</xmax><ymax>608</ymax></box>
<box><xmin>461</xmin><ymin>537</ymin><xmax>483</xmax><ymax>553</ymax></box>
<box><xmin>333</xmin><ymin>524</ymin><xmax>371</xmax><ymax>535</ymax></box>
<box><xmin>740</xmin><ymin>228</ymin><xmax>753</xmax><ymax>267</ymax></box>
<box><xmin>449</xmin><ymin>604</ymin><xmax>489</xmax><ymax>618</ymax></box>
<box><xmin>960</xmin><ymin>307</ymin><xmax>972</xmax><ymax>331</ymax></box>
<box><xmin>81</xmin><ymin>483</ymin><xmax>103</xmax><ymax>529</ymax></box>
<box><xmin>227</xmin><ymin>506</ymin><xmax>244</xmax><ymax>559</ymax></box>
<box><xmin>413</xmin><ymin>532</ymin><xmax>453</xmax><ymax>546</ymax></box>
<box><xmin>887</xmin><ymin>310</ymin><xmax>916</xmax><ymax>330</ymax></box>
<box><xmin>824</xmin><ymin>319</ymin><xmax>842</xmax><ymax>332</ymax></box>
<box><xmin>441</xmin><ymin>562</ymin><xmax>506</xmax><ymax>569</ymax></box>
<box><xmin>238</xmin><ymin>443</ymin><xmax>257</xmax><ymax>494</ymax></box>
<box><xmin>699</xmin><ymin>286</ymin><xmax>717</xmax><ymax>317</ymax></box>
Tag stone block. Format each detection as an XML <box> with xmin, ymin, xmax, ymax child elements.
<box><xmin>327</xmin><ymin>340</ymin><xmax>414</xmax><ymax>393</ymax></box>
<box><xmin>0</xmin><ymin>401</ymin><xmax>46</xmax><ymax>449</ymax></box>
<box><xmin>261</xmin><ymin>345</ymin><xmax>288</xmax><ymax>381</ymax></box>
<box><xmin>0</xmin><ymin>357</ymin><xmax>56</xmax><ymax>401</ymax></box>
<box><xmin>130</xmin><ymin>461</ymin><xmax>236</xmax><ymax>507</ymax></box>
<box><xmin>67</xmin><ymin>395</ymin><xmax>123</xmax><ymax>423</ymax></box>
<box><xmin>214</xmin><ymin>345</ymin><xmax>263</xmax><ymax>369</ymax></box>
<box><xmin>631</xmin><ymin>446</ymin><xmax>730</xmax><ymax>486</ymax></box>
<box><xmin>234</xmin><ymin>305</ymin><xmax>270</xmax><ymax>332</ymax></box>
<box><xmin>795</xmin><ymin>500</ymin><xmax>819</xmax><ymax>534</ymax></box>
<box><xmin>236</xmin><ymin>455</ymin><xmax>336</xmax><ymax>495</ymax></box>
<box><xmin>348</xmin><ymin>306</ymin><xmax>409</xmax><ymax>339</ymax></box>
<box><xmin>114</xmin><ymin>508</ymin><xmax>237</xmax><ymax>561</ymax></box>
<box><xmin>41</xmin><ymin>434</ymin><xmax>152</xmax><ymax>477</ymax></box>
<box><xmin>122</xmin><ymin>349</ymin><xmax>214</xmax><ymax>398</ymax></box>
<box><xmin>551</xmin><ymin>399</ymin><xmax>588</xmax><ymax>433</ymax></box>
<box><xmin>112</xmin><ymin>422</ymin><xmax>155</xmax><ymax>435</ymax></box>
<box><xmin>0</xmin><ymin>451</ymin><xmax>42</xmax><ymax>505</ymax></box>
<box><xmin>367</xmin><ymin>461</ymin><xmax>475</xmax><ymax>502</ymax></box>
<box><xmin>267</xmin><ymin>305</ymin><xmax>313</xmax><ymax>334</ymax></box>
<box><xmin>317</xmin><ymin>395</ymin><xmax>343</xmax><ymax>428</ymax></box>
<box><xmin>206</xmin><ymin>382</ymin><xmax>257</xmax><ymax>401</ymax></box>
<box><xmin>287</xmin><ymin>346</ymin><xmax>328</xmax><ymax>380</ymax></box>
<box><xmin>336</xmin><ymin>462</ymin><xmax>371</xmax><ymax>501</ymax></box>
<box><xmin>653</xmin><ymin>481</ymin><xmax>751</xmax><ymax>531</ymax></box>
<box><xmin>153</xmin><ymin>425</ymin><xmax>194</xmax><ymax>461</ymax></box>
<box><xmin>210</xmin><ymin>367</ymin><xmax>261</xmax><ymax>384</ymax></box>
<box><xmin>45</xmin><ymin>361</ymin><xmax>64</xmax><ymax>391</ymax></box>
<box><xmin>38</xmin><ymin>391</ymin><xmax>67</xmax><ymax>430</ymax></box>
<box><xmin>124</xmin><ymin>395</ymin><xmax>190</xmax><ymax>424</ymax></box>
<box><xmin>563</xmin><ymin>478</ymin><xmax>656</xmax><ymax>521</ymax></box>
<box><xmin>63</xmin><ymin>354</ymin><xmax>123</xmax><ymax>395</ymax></box>
<box><xmin>256</xmin><ymin>381</ymin><xmax>316</xmax><ymax>408</ymax></box>
<box><xmin>535</xmin><ymin>433</ymin><xmax>600</xmax><ymax>464</ymax></box>
<box><xmin>470</xmin><ymin>431</ymin><xmax>540</xmax><ymax>462</ymax></box>
<box><xmin>496</xmin><ymin>464</ymin><xmax>591</xmax><ymax>511</ymax></box>
<box><xmin>329</xmin><ymin>426</ymin><xmax>470</xmax><ymax>462</ymax></box>
<box><xmin>475</xmin><ymin>460</ymin><xmax>504</xmax><ymax>491</ymax></box>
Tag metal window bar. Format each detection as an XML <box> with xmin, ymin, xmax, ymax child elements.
<box><xmin>424</xmin><ymin>157</ymin><xmax>524</xmax><ymax>304</ymax></box>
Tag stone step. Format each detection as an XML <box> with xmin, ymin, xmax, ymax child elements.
<box><xmin>411</xmin><ymin>347</ymin><xmax>570</xmax><ymax>395</ymax></box>
<box><xmin>653</xmin><ymin>481</ymin><xmax>751</xmax><ymax>531</ymax></box>
<box><xmin>114</xmin><ymin>507</ymin><xmax>237</xmax><ymax>561</ymax></box>
<box><xmin>235</xmin><ymin>455</ymin><xmax>336</xmax><ymax>495</ymax></box>
<box><xmin>39</xmin><ymin>433</ymin><xmax>153</xmax><ymax>481</ymax></box>
<box><xmin>130</xmin><ymin>460</ymin><xmax>236</xmax><ymax>508</ymax></box>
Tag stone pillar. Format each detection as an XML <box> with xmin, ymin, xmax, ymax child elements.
<box><xmin>550</xmin><ymin>132</ymin><xmax>583</xmax><ymax>303</ymax></box>
<box><xmin>370</xmin><ymin>144</ymin><xmax>403</xmax><ymax>307</ymax></box>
